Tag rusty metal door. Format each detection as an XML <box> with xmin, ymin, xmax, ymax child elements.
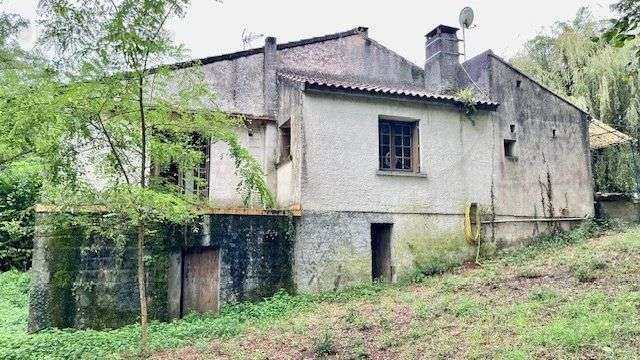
<box><xmin>181</xmin><ymin>247</ymin><xmax>220</xmax><ymax>316</ymax></box>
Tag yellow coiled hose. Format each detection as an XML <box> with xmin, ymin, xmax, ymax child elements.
<box><xmin>464</xmin><ymin>202</ymin><xmax>481</xmax><ymax>245</ymax></box>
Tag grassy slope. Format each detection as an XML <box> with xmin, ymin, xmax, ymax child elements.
<box><xmin>1</xmin><ymin>225</ymin><xmax>640</xmax><ymax>359</ymax></box>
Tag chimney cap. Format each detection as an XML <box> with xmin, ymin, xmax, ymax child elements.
<box><xmin>426</xmin><ymin>25</ymin><xmax>459</xmax><ymax>38</ymax></box>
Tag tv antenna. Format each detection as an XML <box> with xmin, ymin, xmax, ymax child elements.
<box><xmin>459</xmin><ymin>7</ymin><xmax>475</xmax><ymax>60</ymax></box>
<box><xmin>241</xmin><ymin>28</ymin><xmax>264</xmax><ymax>49</ymax></box>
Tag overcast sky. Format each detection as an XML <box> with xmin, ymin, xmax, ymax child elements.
<box><xmin>3</xmin><ymin>0</ymin><xmax>617</xmax><ymax>65</ymax></box>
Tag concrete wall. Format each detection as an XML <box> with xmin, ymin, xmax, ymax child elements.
<box><xmin>29</xmin><ymin>212</ymin><xmax>295</xmax><ymax>331</ymax></box>
<box><xmin>294</xmin><ymin>92</ymin><xmax>496</xmax><ymax>292</ymax></box>
<box><xmin>208</xmin><ymin>120</ymin><xmax>279</xmax><ymax>207</ymax></box>
<box><xmin>300</xmin><ymin>93</ymin><xmax>494</xmax><ymax>213</ymax></box>
<box><xmin>595</xmin><ymin>195</ymin><xmax>640</xmax><ymax>224</ymax></box>
<box><xmin>292</xmin><ymin>72</ymin><xmax>594</xmax><ymax>291</ymax></box>
<box><xmin>486</xmin><ymin>55</ymin><xmax>594</xmax><ymax>221</ymax></box>
<box><xmin>278</xmin><ymin>34</ymin><xmax>424</xmax><ymax>87</ymax></box>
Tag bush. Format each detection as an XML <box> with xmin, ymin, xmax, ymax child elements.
<box><xmin>313</xmin><ymin>330</ymin><xmax>335</xmax><ymax>357</ymax></box>
<box><xmin>0</xmin><ymin>161</ymin><xmax>42</xmax><ymax>271</ymax></box>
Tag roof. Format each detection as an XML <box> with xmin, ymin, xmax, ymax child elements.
<box><xmin>165</xmin><ymin>27</ymin><xmax>368</xmax><ymax>71</ymax></box>
<box><xmin>279</xmin><ymin>72</ymin><xmax>499</xmax><ymax>110</ymax></box>
<box><xmin>589</xmin><ymin>119</ymin><xmax>633</xmax><ymax>149</ymax></box>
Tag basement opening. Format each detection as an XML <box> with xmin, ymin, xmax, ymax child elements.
<box><xmin>181</xmin><ymin>246</ymin><xmax>220</xmax><ymax>317</ymax></box>
<box><xmin>371</xmin><ymin>223</ymin><xmax>393</xmax><ymax>282</ymax></box>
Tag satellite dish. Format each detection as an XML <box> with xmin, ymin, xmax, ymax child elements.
<box><xmin>459</xmin><ymin>7</ymin><xmax>475</xmax><ymax>29</ymax></box>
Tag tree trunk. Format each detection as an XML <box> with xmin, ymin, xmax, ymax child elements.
<box><xmin>137</xmin><ymin>74</ymin><xmax>149</xmax><ymax>354</ymax></box>
<box><xmin>137</xmin><ymin>220</ymin><xmax>149</xmax><ymax>355</ymax></box>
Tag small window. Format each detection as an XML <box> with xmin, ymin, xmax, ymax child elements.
<box><xmin>552</xmin><ymin>129</ymin><xmax>557</xmax><ymax>138</ymax></box>
<box><xmin>504</xmin><ymin>139</ymin><xmax>516</xmax><ymax>158</ymax></box>
<box><xmin>516</xmin><ymin>80</ymin><xmax>522</xmax><ymax>88</ymax></box>
<box><xmin>509</xmin><ymin>124</ymin><xmax>515</xmax><ymax>133</ymax></box>
<box><xmin>379</xmin><ymin>119</ymin><xmax>418</xmax><ymax>171</ymax></box>
<box><xmin>280</xmin><ymin>123</ymin><xmax>291</xmax><ymax>161</ymax></box>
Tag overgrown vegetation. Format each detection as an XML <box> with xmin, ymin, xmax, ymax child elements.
<box><xmin>0</xmin><ymin>161</ymin><xmax>42</xmax><ymax>271</ymax></box>
<box><xmin>3</xmin><ymin>223</ymin><xmax>640</xmax><ymax>359</ymax></box>
<box><xmin>1</xmin><ymin>1</ymin><xmax>273</xmax><ymax>353</ymax></box>
<box><xmin>511</xmin><ymin>6</ymin><xmax>640</xmax><ymax>193</ymax></box>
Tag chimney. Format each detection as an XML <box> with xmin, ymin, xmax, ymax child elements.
<box><xmin>263</xmin><ymin>36</ymin><xmax>277</xmax><ymax>116</ymax></box>
<box><xmin>424</xmin><ymin>25</ymin><xmax>461</xmax><ymax>94</ymax></box>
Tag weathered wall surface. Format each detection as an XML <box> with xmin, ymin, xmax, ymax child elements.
<box><xmin>293</xmin><ymin>77</ymin><xmax>593</xmax><ymax>291</ymax></box>
<box><xmin>485</xmin><ymin>54</ymin><xmax>594</xmax><ymax>221</ymax></box>
<box><xmin>278</xmin><ymin>33</ymin><xmax>424</xmax><ymax>87</ymax></box>
<box><xmin>28</xmin><ymin>213</ymin><xmax>179</xmax><ymax>331</ymax></box>
<box><xmin>294</xmin><ymin>211</ymin><xmax>473</xmax><ymax>293</ymax></box>
<box><xmin>300</xmin><ymin>92</ymin><xmax>495</xmax><ymax>213</ymax></box>
<box><xmin>208</xmin><ymin>120</ymin><xmax>279</xmax><ymax>207</ymax></box>
<box><xmin>29</xmin><ymin>212</ymin><xmax>294</xmax><ymax>331</ymax></box>
<box><xmin>275</xmin><ymin>79</ymin><xmax>304</xmax><ymax>207</ymax></box>
<box><xmin>595</xmin><ymin>196</ymin><xmax>640</xmax><ymax>223</ymax></box>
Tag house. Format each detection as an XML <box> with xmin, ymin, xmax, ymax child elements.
<box><xmin>28</xmin><ymin>25</ymin><xmax>595</xmax><ymax>331</ymax></box>
<box><xmin>191</xmin><ymin>24</ymin><xmax>593</xmax><ymax>290</ymax></box>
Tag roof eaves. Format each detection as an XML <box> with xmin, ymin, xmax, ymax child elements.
<box><xmin>291</xmin><ymin>77</ymin><xmax>498</xmax><ymax>110</ymax></box>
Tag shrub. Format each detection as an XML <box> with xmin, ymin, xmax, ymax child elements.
<box><xmin>313</xmin><ymin>330</ymin><xmax>335</xmax><ymax>357</ymax></box>
<box><xmin>0</xmin><ymin>161</ymin><xmax>42</xmax><ymax>271</ymax></box>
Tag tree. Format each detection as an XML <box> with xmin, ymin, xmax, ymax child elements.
<box><xmin>0</xmin><ymin>3</ymin><xmax>85</xmax><ymax>271</ymax></box>
<box><xmin>511</xmin><ymin>7</ymin><xmax>640</xmax><ymax>192</ymax></box>
<box><xmin>36</xmin><ymin>0</ymin><xmax>273</xmax><ymax>353</ymax></box>
<box><xmin>603</xmin><ymin>0</ymin><xmax>640</xmax><ymax>59</ymax></box>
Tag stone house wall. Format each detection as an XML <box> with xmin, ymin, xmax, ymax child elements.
<box><xmin>28</xmin><ymin>212</ymin><xmax>295</xmax><ymax>332</ymax></box>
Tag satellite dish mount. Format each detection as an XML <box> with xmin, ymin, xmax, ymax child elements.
<box><xmin>459</xmin><ymin>7</ymin><xmax>475</xmax><ymax>61</ymax></box>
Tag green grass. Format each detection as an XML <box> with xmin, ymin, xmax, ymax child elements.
<box><xmin>2</xmin><ymin>223</ymin><xmax>640</xmax><ymax>359</ymax></box>
<box><xmin>0</xmin><ymin>274</ymin><xmax>385</xmax><ymax>360</ymax></box>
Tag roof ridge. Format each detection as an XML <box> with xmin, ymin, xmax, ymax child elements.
<box><xmin>162</xmin><ymin>27</ymin><xmax>367</xmax><ymax>72</ymax></box>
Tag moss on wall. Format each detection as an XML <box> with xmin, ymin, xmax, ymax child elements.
<box><xmin>394</xmin><ymin>223</ymin><xmax>474</xmax><ymax>282</ymax></box>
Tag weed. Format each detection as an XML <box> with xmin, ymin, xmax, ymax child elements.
<box><xmin>528</xmin><ymin>288</ymin><xmax>558</xmax><ymax>302</ymax></box>
<box><xmin>574</xmin><ymin>265</ymin><xmax>597</xmax><ymax>283</ymax></box>
<box><xmin>312</xmin><ymin>330</ymin><xmax>335</xmax><ymax>357</ymax></box>
<box><xmin>344</xmin><ymin>306</ymin><xmax>371</xmax><ymax>331</ymax></box>
<box><xmin>518</xmin><ymin>267</ymin><xmax>543</xmax><ymax>279</ymax></box>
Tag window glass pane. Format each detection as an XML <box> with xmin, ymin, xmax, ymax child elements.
<box><xmin>379</xmin><ymin>120</ymin><xmax>416</xmax><ymax>171</ymax></box>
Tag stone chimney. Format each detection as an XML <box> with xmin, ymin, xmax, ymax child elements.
<box><xmin>263</xmin><ymin>36</ymin><xmax>277</xmax><ymax>116</ymax></box>
<box><xmin>424</xmin><ymin>25</ymin><xmax>461</xmax><ymax>94</ymax></box>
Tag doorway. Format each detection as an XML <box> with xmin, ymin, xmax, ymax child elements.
<box><xmin>371</xmin><ymin>223</ymin><xmax>392</xmax><ymax>282</ymax></box>
<box><xmin>181</xmin><ymin>247</ymin><xmax>220</xmax><ymax>316</ymax></box>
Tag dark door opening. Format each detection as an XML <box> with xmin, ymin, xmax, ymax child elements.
<box><xmin>371</xmin><ymin>223</ymin><xmax>392</xmax><ymax>282</ymax></box>
<box><xmin>181</xmin><ymin>247</ymin><xmax>220</xmax><ymax>316</ymax></box>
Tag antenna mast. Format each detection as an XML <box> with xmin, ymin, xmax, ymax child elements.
<box><xmin>459</xmin><ymin>7</ymin><xmax>475</xmax><ymax>61</ymax></box>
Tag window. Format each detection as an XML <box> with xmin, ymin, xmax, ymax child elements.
<box><xmin>379</xmin><ymin>119</ymin><xmax>417</xmax><ymax>171</ymax></box>
<box><xmin>280</xmin><ymin>121</ymin><xmax>291</xmax><ymax>161</ymax></box>
<box><xmin>509</xmin><ymin>124</ymin><xmax>516</xmax><ymax>133</ymax></box>
<box><xmin>516</xmin><ymin>80</ymin><xmax>522</xmax><ymax>88</ymax></box>
<box><xmin>552</xmin><ymin>129</ymin><xmax>557</xmax><ymax>138</ymax></box>
<box><xmin>153</xmin><ymin>134</ymin><xmax>209</xmax><ymax>198</ymax></box>
<box><xmin>504</xmin><ymin>139</ymin><xmax>516</xmax><ymax>158</ymax></box>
